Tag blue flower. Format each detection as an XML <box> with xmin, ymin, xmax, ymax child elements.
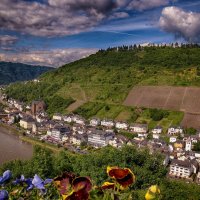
<box><xmin>13</xmin><ymin>175</ymin><xmax>25</xmax><ymax>185</ymax></box>
<box><xmin>0</xmin><ymin>190</ymin><xmax>8</xmax><ymax>200</ymax></box>
<box><xmin>26</xmin><ymin>178</ymin><xmax>34</xmax><ymax>191</ymax></box>
<box><xmin>0</xmin><ymin>170</ymin><xmax>12</xmax><ymax>185</ymax></box>
<box><xmin>32</xmin><ymin>175</ymin><xmax>52</xmax><ymax>192</ymax></box>
<box><xmin>12</xmin><ymin>175</ymin><xmax>34</xmax><ymax>191</ymax></box>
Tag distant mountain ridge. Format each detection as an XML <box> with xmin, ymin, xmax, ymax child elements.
<box><xmin>0</xmin><ymin>62</ymin><xmax>52</xmax><ymax>85</ymax></box>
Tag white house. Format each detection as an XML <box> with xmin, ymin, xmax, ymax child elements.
<box><xmin>185</xmin><ymin>138</ymin><xmax>192</xmax><ymax>151</ymax></box>
<box><xmin>101</xmin><ymin>119</ymin><xmax>115</xmax><ymax>128</ymax></box>
<box><xmin>168</xmin><ymin>126</ymin><xmax>183</xmax><ymax>135</ymax></box>
<box><xmin>170</xmin><ymin>136</ymin><xmax>177</xmax><ymax>143</ymax></box>
<box><xmin>47</xmin><ymin>125</ymin><xmax>71</xmax><ymax>142</ymax></box>
<box><xmin>72</xmin><ymin>124</ymin><xmax>86</xmax><ymax>135</ymax></box>
<box><xmin>152</xmin><ymin>126</ymin><xmax>162</xmax><ymax>134</ymax></box>
<box><xmin>153</xmin><ymin>133</ymin><xmax>160</xmax><ymax>139</ymax></box>
<box><xmin>90</xmin><ymin>118</ymin><xmax>101</xmax><ymax>127</ymax></box>
<box><xmin>74</xmin><ymin>117</ymin><xmax>86</xmax><ymax>126</ymax></box>
<box><xmin>115</xmin><ymin>121</ymin><xmax>129</xmax><ymax>130</ymax></box>
<box><xmin>52</xmin><ymin>113</ymin><xmax>63</xmax><ymax>121</ymax></box>
<box><xmin>70</xmin><ymin>134</ymin><xmax>87</xmax><ymax>146</ymax></box>
<box><xmin>88</xmin><ymin>129</ymin><xmax>114</xmax><ymax>148</ymax></box>
<box><xmin>129</xmin><ymin>123</ymin><xmax>148</xmax><ymax>133</ymax></box>
<box><xmin>63</xmin><ymin>114</ymin><xmax>74</xmax><ymax>123</ymax></box>
<box><xmin>169</xmin><ymin>159</ymin><xmax>193</xmax><ymax>179</ymax></box>
<box><xmin>19</xmin><ymin>116</ymin><xmax>35</xmax><ymax>129</ymax></box>
<box><xmin>14</xmin><ymin>101</ymin><xmax>24</xmax><ymax>111</ymax></box>
<box><xmin>36</xmin><ymin>114</ymin><xmax>47</xmax><ymax>123</ymax></box>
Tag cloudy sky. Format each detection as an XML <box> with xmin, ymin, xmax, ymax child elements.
<box><xmin>0</xmin><ymin>0</ymin><xmax>200</xmax><ymax>67</ymax></box>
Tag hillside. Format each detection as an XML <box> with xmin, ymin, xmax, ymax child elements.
<box><xmin>5</xmin><ymin>46</ymin><xmax>200</xmax><ymax>128</ymax></box>
<box><xmin>0</xmin><ymin>61</ymin><xmax>52</xmax><ymax>85</ymax></box>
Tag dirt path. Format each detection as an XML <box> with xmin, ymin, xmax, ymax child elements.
<box><xmin>67</xmin><ymin>100</ymin><xmax>86</xmax><ymax>112</ymax></box>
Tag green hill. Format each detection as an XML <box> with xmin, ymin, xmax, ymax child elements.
<box><xmin>5</xmin><ymin>46</ymin><xmax>200</xmax><ymax>127</ymax></box>
<box><xmin>0</xmin><ymin>61</ymin><xmax>52</xmax><ymax>85</ymax></box>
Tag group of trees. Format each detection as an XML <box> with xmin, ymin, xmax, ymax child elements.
<box><xmin>149</xmin><ymin>109</ymin><xmax>169</xmax><ymax>121</ymax></box>
<box><xmin>99</xmin><ymin>43</ymin><xmax>200</xmax><ymax>53</ymax></box>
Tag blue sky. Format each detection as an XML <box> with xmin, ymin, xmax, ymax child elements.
<box><xmin>0</xmin><ymin>0</ymin><xmax>200</xmax><ymax>67</ymax></box>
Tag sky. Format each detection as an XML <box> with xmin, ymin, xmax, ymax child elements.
<box><xmin>0</xmin><ymin>0</ymin><xmax>200</xmax><ymax>67</ymax></box>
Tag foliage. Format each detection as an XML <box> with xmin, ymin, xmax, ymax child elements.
<box><xmin>45</xmin><ymin>95</ymin><xmax>75</xmax><ymax>115</ymax></box>
<box><xmin>185</xmin><ymin>127</ymin><xmax>197</xmax><ymax>135</ymax></box>
<box><xmin>149</xmin><ymin>109</ymin><xmax>169</xmax><ymax>121</ymax></box>
<box><xmin>193</xmin><ymin>141</ymin><xmax>200</xmax><ymax>151</ymax></box>
<box><xmin>0</xmin><ymin>61</ymin><xmax>52</xmax><ymax>85</ymax></box>
<box><xmin>0</xmin><ymin>103</ymin><xmax>5</xmax><ymax>112</ymax></box>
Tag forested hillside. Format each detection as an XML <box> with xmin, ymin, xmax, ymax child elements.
<box><xmin>5</xmin><ymin>46</ymin><xmax>200</xmax><ymax>118</ymax></box>
<box><xmin>0</xmin><ymin>61</ymin><xmax>52</xmax><ymax>85</ymax></box>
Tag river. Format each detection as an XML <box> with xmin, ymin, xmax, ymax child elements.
<box><xmin>0</xmin><ymin>126</ymin><xmax>33</xmax><ymax>165</ymax></box>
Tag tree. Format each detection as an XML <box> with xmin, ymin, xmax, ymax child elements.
<box><xmin>32</xmin><ymin>146</ymin><xmax>54</xmax><ymax>178</ymax></box>
<box><xmin>185</xmin><ymin>127</ymin><xmax>196</xmax><ymax>135</ymax></box>
<box><xmin>193</xmin><ymin>141</ymin><xmax>200</xmax><ymax>151</ymax></box>
<box><xmin>149</xmin><ymin>109</ymin><xmax>169</xmax><ymax>121</ymax></box>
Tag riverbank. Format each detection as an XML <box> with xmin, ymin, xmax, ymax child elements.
<box><xmin>20</xmin><ymin>136</ymin><xmax>61</xmax><ymax>153</ymax></box>
<box><xmin>0</xmin><ymin>123</ymin><xmax>61</xmax><ymax>153</ymax></box>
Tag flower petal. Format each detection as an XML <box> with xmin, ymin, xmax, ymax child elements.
<box><xmin>101</xmin><ymin>182</ymin><xmax>115</xmax><ymax>190</ymax></box>
<box><xmin>0</xmin><ymin>190</ymin><xmax>9</xmax><ymax>200</ymax></box>
<box><xmin>32</xmin><ymin>174</ymin><xmax>45</xmax><ymax>190</ymax></box>
<box><xmin>0</xmin><ymin>170</ymin><xmax>12</xmax><ymax>184</ymax></box>
<box><xmin>72</xmin><ymin>177</ymin><xmax>92</xmax><ymax>193</ymax></box>
<box><xmin>145</xmin><ymin>185</ymin><xmax>161</xmax><ymax>200</ymax></box>
<box><xmin>107</xmin><ymin>167</ymin><xmax>135</xmax><ymax>188</ymax></box>
<box><xmin>54</xmin><ymin>172</ymin><xmax>75</xmax><ymax>195</ymax></box>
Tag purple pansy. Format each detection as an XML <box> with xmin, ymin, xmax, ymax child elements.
<box><xmin>0</xmin><ymin>190</ymin><xmax>8</xmax><ymax>200</ymax></box>
<box><xmin>0</xmin><ymin>170</ymin><xmax>12</xmax><ymax>185</ymax></box>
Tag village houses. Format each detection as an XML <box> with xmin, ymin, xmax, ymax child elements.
<box><xmin>115</xmin><ymin>121</ymin><xmax>129</xmax><ymax>130</ymax></box>
<box><xmin>90</xmin><ymin>118</ymin><xmax>101</xmax><ymax>127</ymax></box>
<box><xmin>168</xmin><ymin>126</ymin><xmax>183</xmax><ymax>135</ymax></box>
<box><xmin>19</xmin><ymin>116</ymin><xmax>35</xmax><ymax>129</ymax></box>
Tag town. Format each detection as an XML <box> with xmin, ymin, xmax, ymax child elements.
<box><xmin>1</xmin><ymin>91</ymin><xmax>200</xmax><ymax>185</ymax></box>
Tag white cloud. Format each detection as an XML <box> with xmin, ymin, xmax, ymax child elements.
<box><xmin>159</xmin><ymin>6</ymin><xmax>200</xmax><ymax>42</ymax></box>
<box><xmin>0</xmin><ymin>48</ymin><xmax>97</xmax><ymax>67</ymax></box>
<box><xmin>0</xmin><ymin>35</ymin><xmax>18</xmax><ymax>47</ymax></box>
<box><xmin>128</xmin><ymin>0</ymin><xmax>170</xmax><ymax>11</ymax></box>
<box><xmin>109</xmin><ymin>12</ymin><xmax>129</xmax><ymax>19</ymax></box>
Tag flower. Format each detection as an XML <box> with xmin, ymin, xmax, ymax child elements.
<box><xmin>54</xmin><ymin>172</ymin><xmax>76</xmax><ymax>195</ymax></box>
<box><xmin>12</xmin><ymin>175</ymin><xmax>33</xmax><ymax>191</ymax></box>
<box><xmin>107</xmin><ymin>166</ymin><xmax>135</xmax><ymax>188</ymax></box>
<box><xmin>64</xmin><ymin>177</ymin><xmax>92</xmax><ymax>200</ymax></box>
<box><xmin>101</xmin><ymin>182</ymin><xmax>115</xmax><ymax>190</ymax></box>
<box><xmin>145</xmin><ymin>185</ymin><xmax>161</xmax><ymax>200</ymax></box>
<box><xmin>32</xmin><ymin>174</ymin><xmax>52</xmax><ymax>192</ymax></box>
<box><xmin>13</xmin><ymin>175</ymin><xmax>25</xmax><ymax>185</ymax></box>
<box><xmin>26</xmin><ymin>178</ymin><xmax>34</xmax><ymax>191</ymax></box>
<box><xmin>0</xmin><ymin>170</ymin><xmax>12</xmax><ymax>185</ymax></box>
<box><xmin>0</xmin><ymin>190</ymin><xmax>8</xmax><ymax>200</ymax></box>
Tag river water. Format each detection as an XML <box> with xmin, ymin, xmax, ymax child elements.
<box><xmin>0</xmin><ymin>126</ymin><xmax>33</xmax><ymax>165</ymax></box>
